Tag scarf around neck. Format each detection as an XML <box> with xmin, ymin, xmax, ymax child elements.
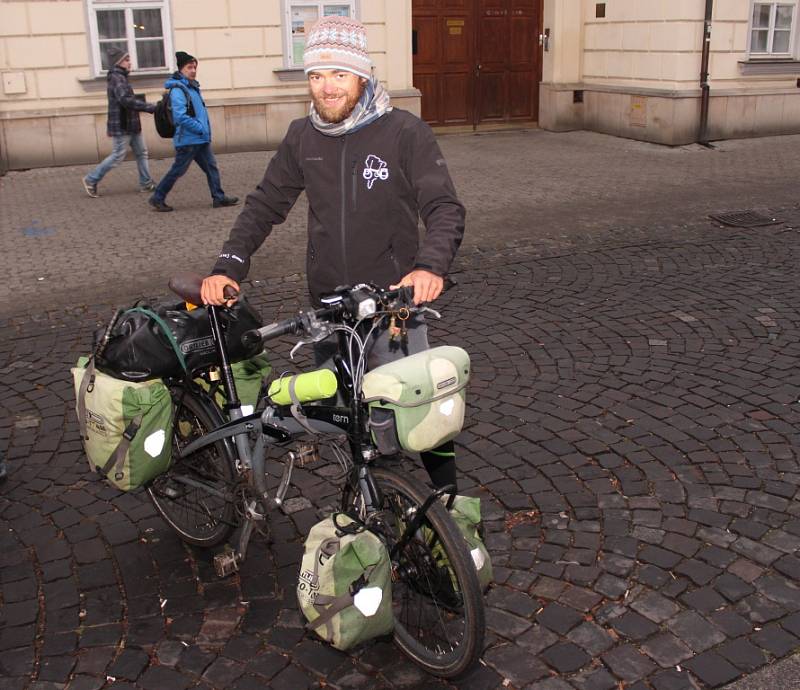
<box><xmin>310</xmin><ymin>76</ymin><xmax>392</xmax><ymax>137</ymax></box>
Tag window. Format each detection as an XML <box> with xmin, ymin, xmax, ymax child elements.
<box><xmin>87</xmin><ymin>1</ymin><xmax>173</xmax><ymax>75</ymax></box>
<box><xmin>749</xmin><ymin>2</ymin><xmax>797</xmax><ymax>56</ymax></box>
<box><xmin>284</xmin><ymin>2</ymin><xmax>357</xmax><ymax>69</ymax></box>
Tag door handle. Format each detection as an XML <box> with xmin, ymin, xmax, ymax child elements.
<box><xmin>538</xmin><ymin>28</ymin><xmax>550</xmax><ymax>51</ymax></box>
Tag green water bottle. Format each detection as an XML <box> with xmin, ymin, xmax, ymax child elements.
<box><xmin>268</xmin><ymin>369</ymin><xmax>338</xmax><ymax>405</ymax></box>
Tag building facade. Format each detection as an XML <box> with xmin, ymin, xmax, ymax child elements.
<box><xmin>540</xmin><ymin>0</ymin><xmax>800</xmax><ymax>145</ymax></box>
<box><xmin>0</xmin><ymin>0</ymin><xmax>418</xmax><ymax>171</ymax></box>
<box><xmin>3</xmin><ymin>0</ymin><xmax>800</xmax><ymax>171</ymax></box>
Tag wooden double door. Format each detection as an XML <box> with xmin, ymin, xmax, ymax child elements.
<box><xmin>412</xmin><ymin>0</ymin><xmax>543</xmax><ymax>127</ymax></box>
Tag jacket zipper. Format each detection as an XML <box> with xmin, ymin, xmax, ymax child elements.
<box><xmin>340</xmin><ymin>137</ymin><xmax>350</xmax><ymax>284</ymax></box>
<box><xmin>351</xmin><ymin>159</ymin><xmax>358</xmax><ymax>209</ymax></box>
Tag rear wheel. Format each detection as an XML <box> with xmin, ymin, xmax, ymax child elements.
<box><xmin>342</xmin><ymin>466</ymin><xmax>485</xmax><ymax>678</ymax></box>
<box><xmin>148</xmin><ymin>391</ymin><xmax>236</xmax><ymax>547</ymax></box>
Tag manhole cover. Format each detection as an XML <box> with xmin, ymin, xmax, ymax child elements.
<box><xmin>709</xmin><ymin>210</ymin><xmax>780</xmax><ymax>228</ymax></box>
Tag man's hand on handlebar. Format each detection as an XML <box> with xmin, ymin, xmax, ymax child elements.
<box><xmin>390</xmin><ymin>269</ymin><xmax>443</xmax><ymax>305</ymax></box>
<box><xmin>201</xmin><ymin>275</ymin><xmax>240</xmax><ymax>306</ymax></box>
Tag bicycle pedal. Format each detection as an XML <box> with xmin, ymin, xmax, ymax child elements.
<box><xmin>295</xmin><ymin>442</ymin><xmax>320</xmax><ymax>465</ymax></box>
<box><xmin>213</xmin><ymin>551</ymin><xmax>239</xmax><ymax>578</ymax></box>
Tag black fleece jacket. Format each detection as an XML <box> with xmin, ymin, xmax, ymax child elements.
<box><xmin>212</xmin><ymin>109</ymin><xmax>465</xmax><ymax>304</ymax></box>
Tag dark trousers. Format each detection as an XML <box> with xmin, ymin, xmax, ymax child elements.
<box><xmin>153</xmin><ymin>143</ymin><xmax>224</xmax><ymax>202</ymax></box>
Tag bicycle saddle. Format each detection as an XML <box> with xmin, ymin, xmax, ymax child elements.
<box><xmin>169</xmin><ymin>272</ymin><xmax>204</xmax><ymax>305</ymax></box>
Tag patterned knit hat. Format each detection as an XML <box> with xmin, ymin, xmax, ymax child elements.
<box><xmin>303</xmin><ymin>15</ymin><xmax>371</xmax><ymax>79</ymax></box>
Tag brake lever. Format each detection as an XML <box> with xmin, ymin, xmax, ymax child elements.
<box><xmin>289</xmin><ymin>312</ymin><xmax>334</xmax><ymax>360</ymax></box>
<box><xmin>417</xmin><ymin>305</ymin><xmax>441</xmax><ymax>319</ymax></box>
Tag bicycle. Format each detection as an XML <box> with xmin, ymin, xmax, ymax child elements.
<box><xmin>145</xmin><ymin>274</ymin><xmax>485</xmax><ymax>678</ymax></box>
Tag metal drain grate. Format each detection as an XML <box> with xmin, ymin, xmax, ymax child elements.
<box><xmin>709</xmin><ymin>210</ymin><xmax>780</xmax><ymax>228</ymax></box>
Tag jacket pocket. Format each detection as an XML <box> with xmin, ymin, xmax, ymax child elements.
<box><xmin>388</xmin><ymin>247</ymin><xmax>401</xmax><ymax>280</ymax></box>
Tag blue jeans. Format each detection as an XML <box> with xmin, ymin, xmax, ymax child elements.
<box><xmin>152</xmin><ymin>143</ymin><xmax>225</xmax><ymax>203</ymax></box>
<box><xmin>86</xmin><ymin>133</ymin><xmax>153</xmax><ymax>187</ymax></box>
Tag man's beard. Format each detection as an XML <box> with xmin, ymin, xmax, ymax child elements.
<box><xmin>313</xmin><ymin>82</ymin><xmax>365</xmax><ymax>124</ymax></box>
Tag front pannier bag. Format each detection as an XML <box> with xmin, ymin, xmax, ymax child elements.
<box><xmin>72</xmin><ymin>357</ymin><xmax>173</xmax><ymax>491</ymax></box>
<box><xmin>297</xmin><ymin>514</ymin><xmax>393</xmax><ymax>651</ymax></box>
<box><xmin>362</xmin><ymin>346</ymin><xmax>470</xmax><ymax>454</ymax></box>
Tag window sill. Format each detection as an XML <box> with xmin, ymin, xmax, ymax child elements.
<box><xmin>739</xmin><ymin>59</ymin><xmax>800</xmax><ymax>76</ymax></box>
<box><xmin>78</xmin><ymin>70</ymin><xmax>172</xmax><ymax>91</ymax></box>
<box><xmin>274</xmin><ymin>68</ymin><xmax>306</xmax><ymax>82</ymax></box>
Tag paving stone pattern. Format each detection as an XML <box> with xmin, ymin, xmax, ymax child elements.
<box><xmin>3</xmin><ymin>131</ymin><xmax>800</xmax><ymax>689</ymax></box>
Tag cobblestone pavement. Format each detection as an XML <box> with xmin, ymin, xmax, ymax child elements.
<box><xmin>3</xmin><ymin>131</ymin><xmax>800</xmax><ymax>689</ymax></box>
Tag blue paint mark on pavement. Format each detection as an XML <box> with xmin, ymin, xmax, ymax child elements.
<box><xmin>22</xmin><ymin>220</ymin><xmax>56</xmax><ymax>237</ymax></box>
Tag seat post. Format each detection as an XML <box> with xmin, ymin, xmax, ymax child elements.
<box><xmin>207</xmin><ymin>305</ymin><xmax>241</xmax><ymax>410</ymax></box>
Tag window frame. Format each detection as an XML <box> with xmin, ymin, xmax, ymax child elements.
<box><xmin>86</xmin><ymin>0</ymin><xmax>174</xmax><ymax>77</ymax></box>
<box><xmin>282</xmin><ymin>1</ymin><xmax>360</xmax><ymax>70</ymax></box>
<box><xmin>747</xmin><ymin>1</ymin><xmax>799</xmax><ymax>58</ymax></box>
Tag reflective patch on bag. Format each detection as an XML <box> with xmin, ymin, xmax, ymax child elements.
<box><xmin>144</xmin><ymin>429</ymin><xmax>166</xmax><ymax>458</ymax></box>
<box><xmin>353</xmin><ymin>586</ymin><xmax>383</xmax><ymax>617</ymax></box>
<box><xmin>471</xmin><ymin>547</ymin><xmax>485</xmax><ymax>571</ymax></box>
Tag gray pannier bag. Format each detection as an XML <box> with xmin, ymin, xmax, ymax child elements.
<box><xmin>362</xmin><ymin>345</ymin><xmax>470</xmax><ymax>455</ymax></box>
<box><xmin>297</xmin><ymin>513</ymin><xmax>394</xmax><ymax>651</ymax></box>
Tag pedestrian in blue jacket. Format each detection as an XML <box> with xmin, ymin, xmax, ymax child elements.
<box><xmin>149</xmin><ymin>52</ymin><xmax>238</xmax><ymax>212</ymax></box>
<box><xmin>82</xmin><ymin>47</ymin><xmax>157</xmax><ymax>197</ymax></box>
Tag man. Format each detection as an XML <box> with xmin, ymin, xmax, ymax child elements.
<box><xmin>82</xmin><ymin>47</ymin><xmax>157</xmax><ymax>197</ymax></box>
<box><xmin>148</xmin><ymin>51</ymin><xmax>238</xmax><ymax>212</ymax></box>
<box><xmin>201</xmin><ymin>16</ymin><xmax>464</xmax><ymax>490</ymax></box>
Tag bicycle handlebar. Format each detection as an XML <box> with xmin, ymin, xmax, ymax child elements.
<box><xmin>241</xmin><ymin>284</ymin><xmax>415</xmax><ymax>350</ymax></box>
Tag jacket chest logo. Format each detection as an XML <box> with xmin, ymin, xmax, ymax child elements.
<box><xmin>362</xmin><ymin>155</ymin><xmax>389</xmax><ymax>190</ymax></box>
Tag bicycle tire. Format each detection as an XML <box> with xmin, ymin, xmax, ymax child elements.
<box><xmin>147</xmin><ymin>390</ymin><xmax>237</xmax><ymax>547</ymax></box>
<box><xmin>342</xmin><ymin>466</ymin><xmax>485</xmax><ymax>678</ymax></box>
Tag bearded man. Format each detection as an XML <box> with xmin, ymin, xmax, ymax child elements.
<box><xmin>201</xmin><ymin>15</ymin><xmax>465</xmax><ymax>491</ymax></box>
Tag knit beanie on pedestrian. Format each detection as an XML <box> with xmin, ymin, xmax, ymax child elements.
<box><xmin>303</xmin><ymin>15</ymin><xmax>371</xmax><ymax>80</ymax></box>
<box><xmin>176</xmin><ymin>51</ymin><xmax>197</xmax><ymax>70</ymax></box>
<box><xmin>107</xmin><ymin>46</ymin><xmax>129</xmax><ymax>67</ymax></box>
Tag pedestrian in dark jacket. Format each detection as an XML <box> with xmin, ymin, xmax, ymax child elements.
<box><xmin>201</xmin><ymin>16</ymin><xmax>465</xmax><ymax>491</ymax></box>
<box><xmin>148</xmin><ymin>51</ymin><xmax>238</xmax><ymax>212</ymax></box>
<box><xmin>82</xmin><ymin>47</ymin><xmax>157</xmax><ymax>197</ymax></box>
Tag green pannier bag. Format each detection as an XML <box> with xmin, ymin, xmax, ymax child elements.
<box><xmin>448</xmin><ymin>496</ymin><xmax>493</xmax><ymax>590</ymax></box>
<box><xmin>425</xmin><ymin>496</ymin><xmax>493</xmax><ymax>596</ymax></box>
<box><xmin>72</xmin><ymin>356</ymin><xmax>173</xmax><ymax>491</ymax></box>
<box><xmin>297</xmin><ymin>513</ymin><xmax>394</xmax><ymax>651</ymax></box>
<box><xmin>362</xmin><ymin>346</ymin><xmax>470</xmax><ymax>454</ymax></box>
<box><xmin>195</xmin><ymin>352</ymin><xmax>272</xmax><ymax>412</ymax></box>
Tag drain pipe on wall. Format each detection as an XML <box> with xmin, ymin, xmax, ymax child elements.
<box><xmin>698</xmin><ymin>0</ymin><xmax>714</xmax><ymax>145</ymax></box>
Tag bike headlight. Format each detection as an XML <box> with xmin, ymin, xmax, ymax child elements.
<box><xmin>357</xmin><ymin>297</ymin><xmax>376</xmax><ymax>319</ymax></box>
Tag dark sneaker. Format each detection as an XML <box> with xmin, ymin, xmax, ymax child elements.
<box><xmin>140</xmin><ymin>181</ymin><xmax>156</xmax><ymax>192</ymax></box>
<box><xmin>212</xmin><ymin>195</ymin><xmax>239</xmax><ymax>208</ymax></box>
<box><xmin>82</xmin><ymin>176</ymin><xmax>98</xmax><ymax>198</ymax></box>
<box><xmin>148</xmin><ymin>196</ymin><xmax>173</xmax><ymax>212</ymax></box>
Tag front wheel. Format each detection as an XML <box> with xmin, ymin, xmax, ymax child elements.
<box><xmin>148</xmin><ymin>390</ymin><xmax>237</xmax><ymax>547</ymax></box>
<box><xmin>342</xmin><ymin>466</ymin><xmax>485</xmax><ymax>678</ymax></box>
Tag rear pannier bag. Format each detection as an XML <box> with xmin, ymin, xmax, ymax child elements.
<box><xmin>297</xmin><ymin>513</ymin><xmax>394</xmax><ymax>651</ymax></box>
<box><xmin>97</xmin><ymin>298</ymin><xmax>263</xmax><ymax>381</ymax></box>
<box><xmin>362</xmin><ymin>346</ymin><xmax>470</xmax><ymax>454</ymax></box>
<box><xmin>72</xmin><ymin>357</ymin><xmax>173</xmax><ymax>491</ymax></box>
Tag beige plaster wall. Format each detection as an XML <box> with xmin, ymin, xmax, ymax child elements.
<box><xmin>541</xmin><ymin>0</ymin><xmax>800</xmax><ymax>143</ymax></box>
<box><xmin>0</xmin><ymin>0</ymin><xmax>419</xmax><ymax>170</ymax></box>
<box><xmin>0</xmin><ymin>0</ymin><xmax>413</xmax><ymax>110</ymax></box>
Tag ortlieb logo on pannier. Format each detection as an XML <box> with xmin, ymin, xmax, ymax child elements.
<box><xmin>297</xmin><ymin>513</ymin><xmax>393</xmax><ymax>651</ymax></box>
<box><xmin>72</xmin><ymin>356</ymin><xmax>173</xmax><ymax>491</ymax></box>
<box><xmin>362</xmin><ymin>346</ymin><xmax>470</xmax><ymax>454</ymax></box>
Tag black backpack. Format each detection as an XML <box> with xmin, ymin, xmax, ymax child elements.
<box><xmin>153</xmin><ymin>85</ymin><xmax>195</xmax><ymax>139</ymax></box>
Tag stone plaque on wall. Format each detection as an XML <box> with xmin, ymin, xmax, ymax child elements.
<box><xmin>630</xmin><ymin>96</ymin><xmax>647</xmax><ymax>127</ymax></box>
